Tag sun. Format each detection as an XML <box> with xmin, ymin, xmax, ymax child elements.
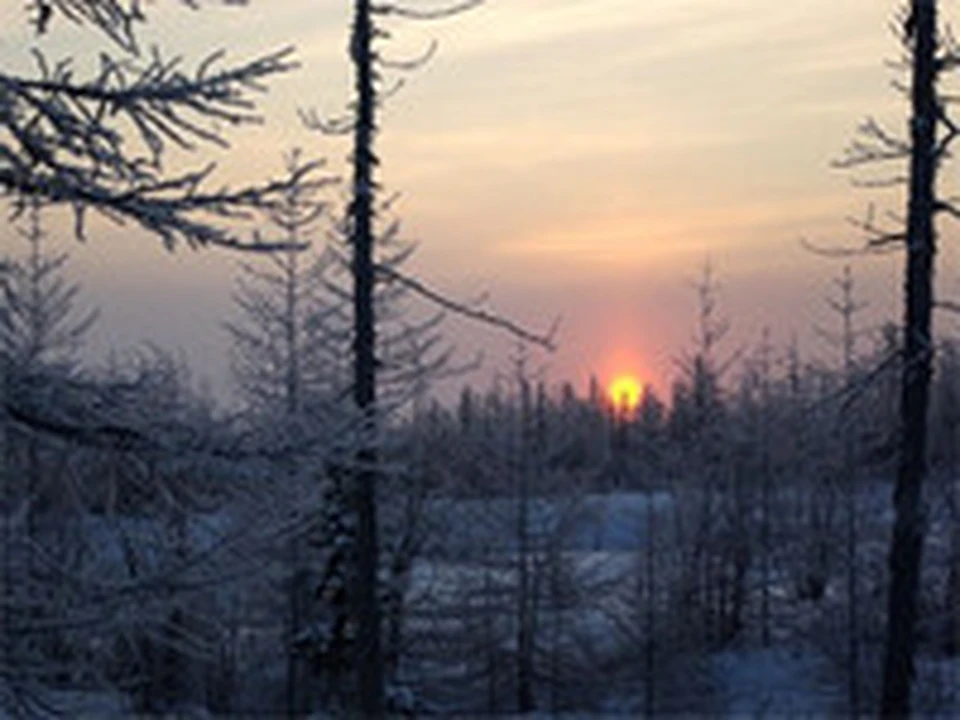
<box><xmin>608</xmin><ymin>374</ymin><xmax>643</xmax><ymax>414</ymax></box>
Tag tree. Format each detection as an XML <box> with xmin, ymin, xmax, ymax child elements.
<box><xmin>0</xmin><ymin>204</ymin><xmax>99</xmax><ymax>716</ymax></box>
<box><xmin>0</xmin><ymin>5</ymin><xmax>328</xmax><ymax>710</ymax></box>
<box><xmin>0</xmin><ymin>201</ymin><xmax>98</xmax><ymax>569</ymax></box>
<box><xmin>314</xmin><ymin>2</ymin><xmax>482</xmax><ymax>714</ymax></box>
<box><xmin>0</xmin><ymin>205</ymin><xmax>99</xmax><ymax>373</ymax></box>
<box><xmin>224</xmin><ymin>149</ymin><xmax>343</xmax><ymax>716</ymax></box>
<box><xmin>882</xmin><ymin>5</ymin><xmax>937</xmax><ymax>711</ymax></box>
<box><xmin>226</xmin><ymin>152</ymin><xmax>342</xmax><ymax>422</ymax></box>
<box><xmin>668</xmin><ymin>263</ymin><xmax>732</xmax><ymax>648</ymax></box>
<box><xmin>823</xmin><ymin>265</ymin><xmax>868</xmax><ymax>716</ymax></box>
<box><xmin>303</xmin><ymin>0</ymin><xmax>556</xmax><ymax>709</ymax></box>
<box><xmin>836</xmin><ymin>2</ymin><xmax>949</xmax><ymax>713</ymax></box>
<box><xmin>1</xmin><ymin>1</ymin><xmax>318</xmax><ymax>251</ymax></box>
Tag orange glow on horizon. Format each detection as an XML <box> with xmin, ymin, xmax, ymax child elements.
<box><xmin>607</xmin><ymin>374</ymin><xmax>643</xmax><ymax>414</ymax></box>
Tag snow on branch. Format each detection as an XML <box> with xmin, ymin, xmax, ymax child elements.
<box><xmin>301</xmin><ymin>0</ymin><xmax>482</xmax><ymax>137</ymax></box>
<box><xmin>34</xmin><ymin>1</ymin><xmax>252</xmax><ymax>53</ymax></box>
<box><xmin>0</xmin><ymin>38</ymin><xmax>323</xmax><ymax>250</ymax></box>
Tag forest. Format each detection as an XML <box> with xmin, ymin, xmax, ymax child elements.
<box><xmin>1</xmin><ymin>1</ymin><xmax>959</xmax><ymax>718</ymax></box>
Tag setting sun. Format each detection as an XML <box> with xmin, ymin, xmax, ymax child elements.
<box><xmin>608</xmin><ymin>375</ymin><xmax>643</xmax><ymax>413</ymax></box>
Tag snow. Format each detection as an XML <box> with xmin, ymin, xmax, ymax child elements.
<box><xmin>1</xmin><ymin>687</ymin><xmax>132</xmax><ymax>719</ymax></box>
<box><xmin>710</xmin><ymin>647</ymin><xmax>841</xmax><ymax>717</ymax></box>
<box><xmin>422</xmin><ymin>490</ymin><xmax>674</xmax><ymax>558</ymax></box>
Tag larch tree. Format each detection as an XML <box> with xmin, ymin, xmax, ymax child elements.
<box><xmin>0</xmin><ymin>204</ymin><xmax>99</xmax><ymax>374</ymax></box>
<box><xmin>824</xmin><ymin>265</ymin><xmax>868</xmax><ymax>717</ymax></box>
<box><xmin>304</xmin><ymin>0</ymin><xmax>552</xmax><ymax>713</ymax></box>
<box><xmin>882</xmin><ymin>7</ymin><xmax>936</xmax><ymax>712</ymax></box>
<box><xmin>223</xmin><ymin>149</ymin><xmax>342</xmax><ymax>716</ymax></box>
<box><xmin>226</xmin><ymin>151</ymin><xmax>342</xmax><ymax>424</ymax></box>
<box><xmin>668</xmin><ymin>262</ymin><xmax>732</xmax><ymax>649</ymax></box>
<box><xmin>1</xmin><ymin>1</ymin><xmax>319</xmax><ymax>250</ymax></box>
<box><xmin>0</xmin><ymin>203</ymin><xmax>98</xmax><ymax>716</ymax></box>
<box><xmin>0</xmin><ymin>3</ymin><xmax>327</xmax><ymax>713</ymax></box>
<box><xmin>0</xmin><ymin>1</ymin><xmax>329</xmax><ymax>468</ymax></box>
<box><xmin>834</xmin><ymin>1</ymin><xmax>960</xmax><ymax>713</ymax></box>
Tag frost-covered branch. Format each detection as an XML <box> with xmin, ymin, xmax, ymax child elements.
<box><xmin>0</xmin><ymin>10</ymin><xmax>322</xmax><ymax>251</ymax></box>
<box><xmin>33</xmin><ymin>1</ymin><xmax>252</xmax><ymax>52</ymax></box>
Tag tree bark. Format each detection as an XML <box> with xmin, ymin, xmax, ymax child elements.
<box><xmin>349</xmin><ymin>0</ymin><xmax>384</xmax><ymax>715</ymax></box>
<box><xmin>881</xmin><ymin>1</ymin><xmax>937</xmax><ymax>715</ymax></box>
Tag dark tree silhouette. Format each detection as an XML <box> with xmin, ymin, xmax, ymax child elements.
<box><xmin>347</xmin><ymin>2</ymin><xmax>385</xmax><ymax>714</ymax></box>
<box><xmin>882</xmin><ymin>2</ymin><xmax>937</xmax><ymax>715</ymax></box>
<box><xmin>315</xmin><ymin>1</ymin><xmax>551</xmax><ymax>714</ymax></box>
<box><xmin>833</xmin><ymin>2</ymin><xmax>960</xmax><ymax>712</ymax></box>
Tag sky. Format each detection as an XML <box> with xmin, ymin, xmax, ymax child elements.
<box><xmin>3</xmin><ymin>0</ymin><xmax>958</xmax><ymax>403</ymax></box>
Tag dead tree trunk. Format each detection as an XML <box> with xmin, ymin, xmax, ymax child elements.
<box><xmin>881</xmin><ymin>1</ymin><xmax>938</xmax><ymax>715</ymax></box>
<box><xmin>349</xmin><ymin>0</ymin><xmax>384</xmax><ymax>715</ymax></box>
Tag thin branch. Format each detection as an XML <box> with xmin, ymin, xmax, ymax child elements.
<box><xmin>832</xmin><ymin>117</ymin><xmax>910</xmax><ymax>169</ymax></box>
<box><xmin>373</xmin><ymin>0</ymin><xmax>484</xmax><ymax>21</ymax></box>
<box><xmin>298</xmin><ymin>107</ymin><xmax>356</xmax><ymax>136</ymax></box>
<box><xmin>935</xmin><ymin>299</ymin><xmax>960</xmax><ymax>314</ymax></box>
<box><xmin>373</xmin><ymin>263</ymin><xmax>558</xmax><ymax>351</ymax></box>
<box><xmin>934</xmin><ymin>198</ymin><xmax>960</xmax><ymax>222</ymax></box>
<box><xmin>380</xmin><ymin>39</ymin><xmax>438</xmax><ymax>71</ymax></box>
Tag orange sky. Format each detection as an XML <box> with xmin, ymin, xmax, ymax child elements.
<box><xmin>3</xmin><ymin>1</ymin><xmax>958</xmax><ymax>402</ymax></box>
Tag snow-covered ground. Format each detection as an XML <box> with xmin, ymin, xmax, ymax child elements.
<box><xmin>421</xmin><ymin>490</ymin><xmax>674</xmax><ymax>557</ymax></box>
<box><xmin>8</xmin><ymin>485</ymin><xmax>957</xmax><ymax>717</ymax></box>
<box><xmin>403</xmin><ymin>485</ymin><xmax>959</xmax><ymax>716</ymax></box>
<box><xmin>710</xmin><ymin>646</ymin><xmax>842</xmax><ymax>717</ymax></box>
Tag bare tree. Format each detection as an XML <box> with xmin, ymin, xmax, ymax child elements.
<box><xmin>825</xmin><ymin>266</ymin><xmax>868</xmax><ymax>716</ymax></box>
<box><xmin>304</xmin><ymin>0</ymin><xmax>557</xmax><ymax>713</ymax></box>
<box><xmin>882</xmin><ymin>6</ymin><xmax>937</xmax><ymax>711</ymax></box>
<box><xmin>833</xmin><ymin>2</ymin><xmax>960</xmax><ymax>711</ymax></box>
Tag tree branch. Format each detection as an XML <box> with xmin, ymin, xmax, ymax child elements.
<box><xmin>373</xmin><ymin>263</ymin><xmax>558</xmax><ymax>351</ymax></box>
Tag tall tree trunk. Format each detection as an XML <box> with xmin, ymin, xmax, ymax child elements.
<box><xmin>349</xmin><ymin>0</ymin><xmax>384</xmax><ymax>715</ymax></box>
<box><xmin>881</xmin><ymin>1</ymin><xmax>938</xmax><ymax>715</ymax></box>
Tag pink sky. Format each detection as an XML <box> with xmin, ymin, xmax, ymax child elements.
<box><xmin>4</xmin><ymin>1</ymin><xmax>958</xmax><ymax>402</ymax></box>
